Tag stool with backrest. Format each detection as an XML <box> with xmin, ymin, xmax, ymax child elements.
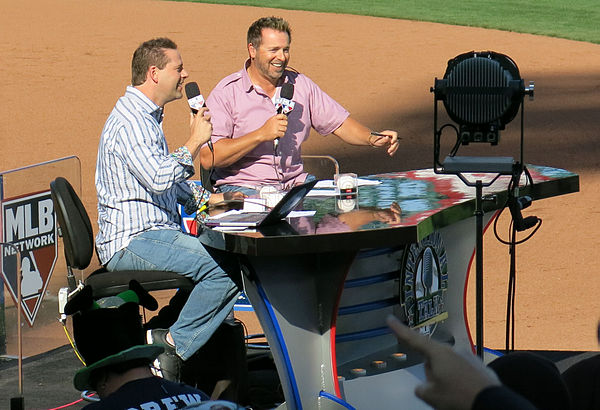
<box><xmin>49</xmin><ymin>176</ymin><xmax>193</xmax><ymax>300</ymax></box>
<box><xmin>50</xmin><ymin>177</ymin><xmax>249</xmax><ymax>403</ymax></box>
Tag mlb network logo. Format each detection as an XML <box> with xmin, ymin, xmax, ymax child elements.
<box><xmin>1</xmin><ymin>191</ymin><xmax>58</xmax><ymax>326</ymax></box>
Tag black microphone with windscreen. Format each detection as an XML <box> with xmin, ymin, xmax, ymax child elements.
<box><xmin>274</xmin><ymin>83</ymin><xmax>295</xmax><ymax>151</ymax></box>
<box><xmin>185</xmin><ymin>82</ymin><xmax>213</xmax><ymax>152</ymax></box>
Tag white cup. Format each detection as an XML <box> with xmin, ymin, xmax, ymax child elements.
<box><xmin>262</xmin><ymin>190</ymin><xmax>285</xmax><ymax>208</ymax></box>
<box><xmin>334</xmin><ymin>173</ymin><xmax>358</xmax><ymax>197</ymax></box>
<box><xmin>256</xmin><ymin>184</ymin><xmax>285</xmax><ymax>208</ymax></box>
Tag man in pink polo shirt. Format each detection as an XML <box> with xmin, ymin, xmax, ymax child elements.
<box><xmin>201</xmin><ymin>16</ymin><xmax>399</xmax><ymax>195</ymax></box>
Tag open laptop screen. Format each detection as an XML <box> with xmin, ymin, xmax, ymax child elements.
<box><xmin>206</xmin><ymin>179</ymin><xmax>317</xmax><ymax>227</ymax></box>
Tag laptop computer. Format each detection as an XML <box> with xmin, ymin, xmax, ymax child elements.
<box><xmin>205</xmin><ymin>179</ymin><xmax>318</xmax><ymax>228</ymax></box>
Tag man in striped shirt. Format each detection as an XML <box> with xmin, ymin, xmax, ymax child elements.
<box><xmin>95</xmin><ymin>38</ymin><xmax>241</xmax><ymax>382</ymax></box>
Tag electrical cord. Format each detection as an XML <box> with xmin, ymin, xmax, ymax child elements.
<box><xmin>201</xmin><ymin>146</ymin><xmax>216</xmax><ymax>193</ymax></box>
<box><xmin>491</xmin><ymin>165</ymin><xmax>541</xmax><ymax>352</ymax></box>
<box><xmin>47</xmin><ymin>396</ymin><xmax>91</xmax><ymax>409</ymax></box>
<box><xmin>272</xmin><ymin>148</ymin><xmax>284</xmax><ymax>188</ymax></box>
<box><xmin>493</xmin><ymin>166</ymin><xmax>542</xmax><ymax>245</ymax></box>
<box><xmin>493</xmin><ymin>204</ymin><xmax>542</xmax><ymax>246</ymax></box>
<box><xmin>62</xmin><ymin>322</ymin><xmax>86</xmax><ymax>365</ymax></box>
<box><xmin>446</xmin><ymin>124</ymin><xmax>462</xmax><ymax>156</ymax></box>
<box><xmin>434</xmin><ymin>124</ymin><xmax>460</xmax><ymax>167</ymax></box>
<box><xmin>505</xmin><ymin>222</ymin><xmax>517</xmax><ymax>352</ymax></box>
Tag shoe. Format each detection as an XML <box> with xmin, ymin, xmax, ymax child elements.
<box><xmin>146</xmin><ymin>328</ymin><xmax>182</xmax><ymax>382</ymax></box>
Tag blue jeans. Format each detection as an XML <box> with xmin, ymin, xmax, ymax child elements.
<box><xmin>216</xmin><ymin>184</ymin><xmax>259</xmax><ymax>196</ymax></box>
<box><xmin>106</xmin><ymin>229</ymin><xmax>240</xmax><ymax>361</ymax></box>
<box><xmin>216</xmin><ymin>174</ymin><xmax>317</xmax><ymax>196</ymax></box>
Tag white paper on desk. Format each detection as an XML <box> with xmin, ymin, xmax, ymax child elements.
<box><xmin>306</xmin><ymin>189</ymin><xmax>337</xmax><ymax>197</ymax></box>
<box><xmin>288</xmin><ymin>210</ymin><xmax>316</xmax><ymax>217</ymax></box>
<box><xmin>207</xmin><ymin>209</ymin><xmax>244</xmax><ymax>219</ymax></box>
<box><xmin>357</xmin><ymin>178</ymin><xmax>382</xmax><ymax>186</ymax></box>
<box><xmin>212</xmin><ymin>226</ymin><xmax>256</xmax><ymax>232</ymax></box>
<box><xmin>206</xmin><ymin>209</ymin><xmax>314</xmax><ymax>226</ymax></box>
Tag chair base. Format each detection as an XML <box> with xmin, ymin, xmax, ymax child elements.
<box><xmin>85</xmin><ymin>268</ymin><xmax>194</xmax><ymax>298</ymax></box>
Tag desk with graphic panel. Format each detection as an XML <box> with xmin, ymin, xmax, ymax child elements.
<box><xmin>197</xmin><ymin>165</ymin><xmax>578</xmax><ymax>410</ymax></box>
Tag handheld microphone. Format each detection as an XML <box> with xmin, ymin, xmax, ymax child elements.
<box><xmin>274</xmin><ymin>83</ymin><xmax>295</xmax><ymax>151</ymax></box>
<box><xmin>185</xmin><ymin>82</ymin><xmax>213</xmax><ymax>152</ymax></box>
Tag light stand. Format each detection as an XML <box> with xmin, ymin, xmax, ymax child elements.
<box><xmin>431</xmin><ymin>51</ymin><xmax>534</xmax><ymax>357</ymax></box>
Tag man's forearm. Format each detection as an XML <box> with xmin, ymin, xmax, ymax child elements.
<box><xmin>200</xmin><ymin>130</ymin><xmax>268</xmax><ymax>168</ymax></box>
<box><xmin>333</xmin><ymin>116</ymin><xmax>399</xmax><ymax>156</ymax></box>
<box><xmin>332</xmin><ymin>117</ymin><xmax>372</xmax><ymax>146</ymax></box>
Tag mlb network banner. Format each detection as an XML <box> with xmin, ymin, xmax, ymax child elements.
<box><xmin>1</xmin><ymin>191</ymin><xmax>58</xmax><ymax>326</ymax></box>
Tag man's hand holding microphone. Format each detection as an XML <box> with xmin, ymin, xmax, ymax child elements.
<box><xmin>185</xmin><ymin>82</ymin><xmax>213</xmax><ymax>157</ymax></box>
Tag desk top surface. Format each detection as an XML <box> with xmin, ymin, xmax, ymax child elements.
<box><xmin>198</xmin><ymin>165</ymin><xmax>578</xmax><ymax>256</ymax></box>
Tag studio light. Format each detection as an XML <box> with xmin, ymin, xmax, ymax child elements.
<box><xmin>431</xmin><ymin>50</ymin><xmax>534</xmax><ymax>176</ymax></box>
<box><xmin>430</xmin><ymin>51</ymin><xmax>535</xmax><ymax>358</ymax></box>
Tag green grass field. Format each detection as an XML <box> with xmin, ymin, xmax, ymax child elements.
<box><xmin>177</xmin><ymin>0</ymin><xmax>600</xmax><ymax>44</ymax></box>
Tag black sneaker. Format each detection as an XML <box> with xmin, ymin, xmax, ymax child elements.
<box><xmin>146</xmin><ymin>328</ymin><xmax>182</xmax><ymax>382</ymax></box>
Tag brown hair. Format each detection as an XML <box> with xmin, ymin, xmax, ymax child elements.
<box><xmin>131</xmin><ymin>38</ymin><xmax>177</xmax><ymax>86</ymax></box>
<box><xmin>247</xmin><ymin>17</ymin><xmax>291</xmax><ymax>48</ymax></box>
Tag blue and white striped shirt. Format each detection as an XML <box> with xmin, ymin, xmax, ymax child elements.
<box><xmin>95</xmin><ymin>86</ymin><xmax>207</xmax><ymax>264</ymax></box>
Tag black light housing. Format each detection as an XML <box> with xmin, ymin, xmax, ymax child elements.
<box><xmin>431</xmin><ymin>50</ymin><xmax>534</xmax><ymax>178</ymax></box>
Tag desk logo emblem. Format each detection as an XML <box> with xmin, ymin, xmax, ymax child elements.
<box><xmin>1</xmin><ymin>191</ymin><xmax>58</xmax><ymax>326</ymax></box>
<box><xmin>401</xmin><ymin>232</ymin><xmax>448</xmax><ymax>335</ymax></box>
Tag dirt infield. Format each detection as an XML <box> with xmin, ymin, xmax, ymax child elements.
<box><xmin>1</xmin><ymin>0</ymin><xmax>599</xmax><ymax>356</ymax></box>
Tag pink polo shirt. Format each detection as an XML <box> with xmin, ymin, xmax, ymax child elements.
<box><xmin>206</xmin><ymin>61</ymin><xmax>349</xmax><ymax>189</ymax></box>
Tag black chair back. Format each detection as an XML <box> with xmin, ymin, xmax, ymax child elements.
<box><xmin>50</xmin><ymin>177</ymin><xmax>94</xmax><ymax>270</ymax></box>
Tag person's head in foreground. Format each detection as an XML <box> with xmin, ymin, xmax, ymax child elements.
<box><xmin>386</xmin><ymin>314</ymin><xmax>572</xmax><ymax>410</ymax></box>
<box><xmin>65</xmin><ymin>280</ymin><xmax>162</xmax><ymax>395</ymax></box>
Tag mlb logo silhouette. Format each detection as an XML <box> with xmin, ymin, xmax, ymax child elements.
<box><xmin>1</xmin><ymin>191</ymin><xmax>58</xmax><ymax>326</ymax></box>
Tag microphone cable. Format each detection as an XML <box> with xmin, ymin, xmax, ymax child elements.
<box><xmin>199</xmin><ymin>141</ymin><xmax>216</xmax><ymax>194</ymax></box>
<box><xmin>271</xmin><ymin>152</ymin><xmax>284</xmax><ymax>188</ymax></box>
